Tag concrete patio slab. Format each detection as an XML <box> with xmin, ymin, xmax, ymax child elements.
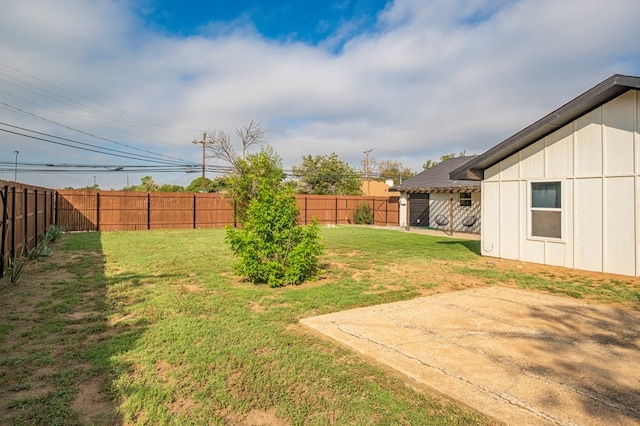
<box><xmin>300</xmin><ymin>287</ymin><xmax>640</xmax><ymax>425</ymax></box>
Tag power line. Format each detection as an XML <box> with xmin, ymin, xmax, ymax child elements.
<box><xmin>0</xmin><ymin>124</ymin><xmax>188</xmax><ymax>165</ymax></box>
<box><xmin>0</xmin><ymin>101</ymin><xmax>193</xmax><ymax>165</ymax></box>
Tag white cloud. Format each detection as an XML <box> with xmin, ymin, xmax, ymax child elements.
<box><xmin>1</xmin><ymin>0</ymin><xmax>640</xmax><ymax>189</ymax></box>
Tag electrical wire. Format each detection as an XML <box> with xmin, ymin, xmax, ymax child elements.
<box><xmin>0</xmin><ymin>102</ymin><xmax>193</xmax><ymax>165</ymax></box>
<box><xmin>0</xmin><ymin>122</ymin><xmax>192</xmax><ymax>165</ymax></box>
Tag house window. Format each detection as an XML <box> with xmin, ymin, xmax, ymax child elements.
<box><xmin>530</xmin><ymin>182</ymin><xmax>561</xmax><ymax>239</ymax></box>
<box><xmin>459</xmin><ymin>192</ymin><xmax>472</xmax><ymax>207</ymax></box>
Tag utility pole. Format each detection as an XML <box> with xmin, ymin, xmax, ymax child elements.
<box><xmin>363</xmin><ymin>149</ymin><xmax>372</xmax><ymax>195</ymax></box>
<box><xmin>363</xmin><ymin>149</ymin><xmax>372</xmax><ymax>180</ymax></box>
<box><xmin>193</xmin><ymin>132</ymin><xmax>213</xmax><ymax>193</ymax></box>
<box><xmin>13</xmin><ymin>150</ymin><xmax>18</xmax><ymax>182</ymax></box>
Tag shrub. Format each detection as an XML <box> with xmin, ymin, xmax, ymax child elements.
<box><xmin>44</xmin><ymin>225</ymin><xmax>63</xmax><ymax>243</ymax></box>
<box><xmin>353</xmin><ymin>201</ymin><xmax>374</xmax><ymax>224</ymax></box>
<box><xmin>226</xmin><ymin>180</ymin><xmax>323</xmax><ymax>287</ymax></box>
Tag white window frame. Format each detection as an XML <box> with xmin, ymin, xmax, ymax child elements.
<box><xmin>528</xmin><ymin>180</ymin><xmax>564</xmax><ymax>241</ymax></box>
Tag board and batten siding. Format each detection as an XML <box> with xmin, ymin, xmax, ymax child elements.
<box><xmin>482</xmin><ymin>90</ymin><xmax>640</xmax><ymax>276</ymax></box>
<box><xmin>429</xmin><ymin>192</ymin><xmax>481</xmax><ymax>233</ymax></box>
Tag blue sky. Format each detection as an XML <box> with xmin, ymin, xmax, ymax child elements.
<box><xmin>1</xmin><ymin>0</ymin><xmax>640</xmax><ymax>189</ymax></box>
<box><xmin>141</xmin><ymin>0</ymin><xmax>389</xmax><ymax>46</ymax></box>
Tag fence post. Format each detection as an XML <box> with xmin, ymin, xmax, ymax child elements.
<box><xmin>44</xmin><ymin>190</ymin><xmax>47</xmax><ymax>230</ymax></box>
<box><xmin>54</xmin><ymin>191</ymin><xmax>58</xmax><ymax>226</ymax></box>
<box><xmin>24</xmin><ymin>188</ymin><xmax>29</xmax><ymax>250</ymax></box>
<box><xmin>385</xmin><ymin>198</ymin><xmax>389</xmax><ymax>226</ymax></box>
<box><xmin>304</xmin><ymin>196</ymin><xmax>308</xmax><ymax>225</ymax></box>
<box><xmin>51</xmin><ymin>191</ymin><xmax>54</xmax><ymax>227</ymax></box>
<box><xmin>233</xmin><ymin>200</ymin><xmax>237</xmax><ymax>228</ymax></box>
<box><xmin>335</xmin><ymin>197</ymin><xmax>338</xmax><ymax>225</ymax></box>
<box><xmin>0</xmin><ymin>186</ymin><xmax>8</xmax><ymax>278</ymax></box>
<box><xmin>370</xmin><ymin>197</ymin><xmax>374</xmax><ymax>225</ymax></box>
<box><xmin>34</xmin><ymin>189</ymin><xmax>39</xmax><ymax>247</ymax></box>
<box><xmin>96</xmin><ymin>192</ymin><xmax>100</xmax><ymax>231</ymax></box>
<box><xmin>11</xmin><ymin>186</ymin><xmax>16</xmax><ymax>259</ymax></box>
<box><xmin>147</xmin><ymin>193</ymin><xmax>151</xmax><ymax>230</ymax></box>
<box><xmin>193</xmin><ymin>194</ymin><xmax>197</xmax><ymax>229</ymax></box>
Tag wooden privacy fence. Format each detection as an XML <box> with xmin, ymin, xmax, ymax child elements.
<box><xmin>0</xmin><ymin>181</ymin><xmax>56</xmax><ymax>278</ymax></box>
<box><xmin>56</xmin><ymin>190</ymin><xmax>400</xmax><ymax>231</ymax></box>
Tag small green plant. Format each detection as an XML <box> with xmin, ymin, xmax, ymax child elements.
<box><xmin>226</xmin><ymin>180</ymin><xmax>324</xmax><ymax>287</ymax></box>
<box><xmin>44</xmin><ymin>225</ymin><xmax>63</xmax><ymax>243</ymax></box>
<box><xmin>353</xmin><ymin>201</ymin><xmax>374</xmax><ymax>224</ymax></box>
<box><xmin>26</xmin><ymin>226</ymin><xmax>62</xmax><ymax>260</ymax></box>
<box><xmin>8</xmin><ymin>257</ymin><xmax>26</xmax><ymax>283</ymax></box>
<box><xmin>27</xmin><ymin>240</ymin><xmax>52</xmax><ymax>260</ymax></box>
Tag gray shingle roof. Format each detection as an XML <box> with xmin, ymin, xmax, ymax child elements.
<box><xmin>390</xmin><ymin>156</ymin><xmax>480</xmax><ymax>193</ymax></box>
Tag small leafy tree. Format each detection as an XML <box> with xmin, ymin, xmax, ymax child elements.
<box><xmin>353</xmin><ymin>201</ymin><xmax>374</xmax><ymax>224</ymax></box>
<box><xmin>226</xmin><ymin>180</ymin><xmax>323</xmax><ymax>287</ymax></box>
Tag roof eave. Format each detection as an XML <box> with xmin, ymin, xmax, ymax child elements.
<box><xmin>392</xmin><ymin>185</ymin><xmax>481</xmax><ymax>193</ymax></box>
<box><xmin>450</xmin><ymin>74</ymin><xmax>640</xmax><ymax>181</ymax></box>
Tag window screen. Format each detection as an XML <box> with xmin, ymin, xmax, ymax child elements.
<box><xmin>531</xmin><ymin>182</ymin><xmax>561</xmax><ymax>208</ymax></box>
<box><xmin>531</xmin><ymin>182</ymin><xmax>561</xmax><ymax>239</ymax></box>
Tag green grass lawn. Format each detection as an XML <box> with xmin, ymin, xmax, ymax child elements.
<box><xmin>0</xmin><ymin>226</ymin><xmax>638</xmax><ymax>425</ymax></box>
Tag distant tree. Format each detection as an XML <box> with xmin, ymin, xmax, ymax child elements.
<box><xmin>423</xmin><ymin>151</ymin><xmax>466</xmax><ymax>169</ymax></box>
<box><xmin>292</xmin><ymin>153</ymin><xmax>362</xmax><ymax>195</ymax></box>
<box><xmin>185</xmin><ymin>176</ymin><xmax>231</xmax><ymax>193</ymax></box>
<box><xmin>135</xmin><ymin>175</ymin><xmax>159</xmax><ymax>192</ymax></box>
<box><xmin>422</xmin><ymin>159</ymin><xmax>438</xmax><ymax>170</ymax></box>
<box><xmin>369</xmin><ymin>160</ymin><xmax>414</xmax><ymax>184</ymax></box>
<box><xmin>158</xmin><ymin>184</ymin><xmax>184</xmax><ymax>192</ymax></box>
<box><xmin>206</xmin><ymin>120</ymin><xmax>266</xmax><ymax>171</ymax></box>
<box><xmin>76</xmin><ymin>184</ymin><xmax>99</xmax><ymax>190</ymax></box>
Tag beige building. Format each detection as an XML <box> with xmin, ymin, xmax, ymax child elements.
<box><xmin>360</xmin><ymin>180</ymin><xmax>400</xmax><ymax>197</ymax></box>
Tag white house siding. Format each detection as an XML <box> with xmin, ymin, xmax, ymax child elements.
<box><xmin>482</xmin><ymin>90</ymin><xmax>640</xmax><ymax>276</ymax></box>
<box><xmin>429</xmin><ymin>192</ymin><xmax>481</xmax><ymax>233</ymax></box>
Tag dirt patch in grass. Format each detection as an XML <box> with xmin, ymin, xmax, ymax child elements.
<box><xmin>165</xmin><ymin>397</ymin><xmax>198</xmax><ymax>417</ymax></box>
<box><xmin>225</xmin><ymin>408</ymin><xmax>291</xmax><ymax>426</ymax></box>
<box><xmin>0</xmin><ymin>247</ymin><xmax>119</xmax><ymax>425</ymax></box>
<box><xmin>72</xmin><ymin>379</ymin><xmax>114</xmax><ymax>423</ymax></box>
<box><xmin>248</xmin><ymin>300</ymin><xmax>264</xmax><ymax>312</ymax></box>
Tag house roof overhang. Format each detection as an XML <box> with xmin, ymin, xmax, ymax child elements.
<box><xmin>400</xmin><ymin>186</ymin><xmax>480</xmax><ymax>194</ymax></box>
<box><xmin>450</xmin><ymin>74</ymin><xmax>640</xmax><ymax>181</ymax></box>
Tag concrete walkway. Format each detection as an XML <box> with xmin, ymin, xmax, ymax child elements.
<box><xmin>300</xmin><ymin>287</ymin><xmax>640</xmax><ymax>425</ymax></box>
<box><xmin>369</xmin><ymin>225</ymin><xmax>481</xmax><ymax>240</ymax></box>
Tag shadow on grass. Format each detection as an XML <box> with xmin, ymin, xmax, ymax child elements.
<box><xmin>436</xmin><ymin>239</ymin><xmax>481</xmax><ymax>255</ymax></box>
<box><xmin>0</xmin><ymin>231</ymin><xmax>174</xmax><ymax>424</ymax></box>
